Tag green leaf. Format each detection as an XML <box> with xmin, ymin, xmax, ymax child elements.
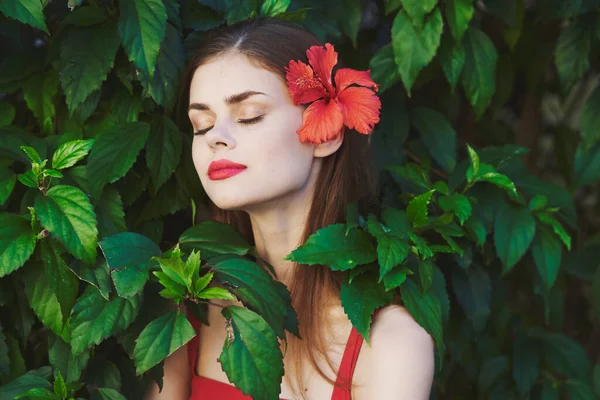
<box><xmin>198</xmin><ymin>287</ymin><xmax>237</xmax><ymax>300</ymax></box>
<box><xmin>69</xmin><ymin>262</ymin><xmax>112</xmax><ymax>300</ymax></box>
<box><xmin>494</xmin><ymin>203</ymin><xmax>535</xmax><ymax>273</ymax></box>
<box><xmin>399</xmin><ymin>0</ymin><xmax>438</xmax><ymax>27</ymax></box>
<box><xmin>0</xmin><ymin>213</ymin><xmax>36</xmax><ymax>277</ymax></box>
<box><xmin>593</xmin><ymin>363</ymin><xmax>600</xmax><ymax>396</ymax></box>
<box><xmin>382</xmin><ymin>207</ymin><xmax>411</xmax><ymax>236</ymax></box>
<box><xmin>367</xmin><ymin>215</ymin><xmax>410</xmax><ymax>280</ymax></box>
<box><xmin>99</xmin><ymin>232</ymin><xmax>161</xmax><ymax>298</ymax></box>
<box><xmin>59</xmin><ymin>23</ymin><xmax>120</xmax><ymax>113</ymax></box>
<box><xmin>0</xmin><ymin>101</ymin><xmax>15</xmax><ymax>126</ymax></box>
<box><xmin>512</xmin><ymin>334</ymin><xmax>540</xmax><ymax>395</ymax></box>
<box><xmin>412</xmin><ymin>108</ymin><xmax>457</xmax><ymax>172</ymax></box>
<box><xmin>219</xmin><ymin>306</ymin><xmax>284</xmax><ymax>400</ymax></box>
<box><xmin>529</xmin><ymin>195</ymin><xmax>548</xmax><ymax>211</ymax></box>
<box><xmin>48</xmin><ymin>333</ymin><xmax>90</xmax><ymax>384</ymax></box>
<box><xmin>0</xmin><ymin>0</ymin><xmax>49</xmax><ymax>34</ymax></box>
<box><xmin>466</xmin><ymin>144</ymin><xmax>480</xmax><ymax>180</ymax></box>
<box><xmin>285</xmin><ymin>224</ymin><xmax>377</xmax><ymax>271</ymax></box>
<box><xmin>133</xmin><ymin>310</ymin><xmax>195</xmax><ymax>374</ymax></box>
<box><xmin>15</xmin><ymin>387</ymin><xmax>59</xmax><ymax>400</ymax></box>
<box><xmin>193</xmin><ymin>271</ymin><xmax>214</xmax><ymax>294</ymax></box>
<box><xmin>91</xmin><ymin>388</ymin><xmax>128</xmax><ymax>400</ymax></box>
<box><xmin>260</xmin><ymin>0</ymin><xmax>290</xmax><ymax>15</ymax></box>
<box><xmin>181</xmin><ymin>0</ymin><xmax>223</xmax><ymax>31</ymax></box>
<box><xmin>438</xmin><ymin>36</ymin><xmax>466</xmax><ymax>92</ymax></box>
<box><xmin>473</xmin><ymin>163</ymin><xmax>517</xmax><ymax>194</ymax></box>
<box><xmin>382</xmin><ymin>265</ymin><xmax>412</xmax><ymax>291</ymax></box>
<box><xmin>139</xmin><ymin>24</ymin><xmax>184</xmax><ymax>110</ymax></box>
<box><xmin>96</xmin><ymin>186</ymin><xmax>127</xmax><ymax>238</ymax></box>
<box><xmin>51</xmin><ymin>139</ymin><xmax>95</xmax><ymax>170</ymax></box>
<box><xmin>479</xmin><ymin>356</ymin><xmax>509</xmax><ymax>394</ymax></box>
<box><xmin>406</xmin><ymin>190</ymin><xmax>435</xmax><ymax>227</ymax></box>
<box><xmin>35</xmin><ymin>185</ymin><xmax>98</xmax><ymax>264</ymax></box>
<box><xmin>439</xmin><ymin>194</ymin><xmax>472</xmax><ymax>225</ymax></box>
<box><xmin>18</xmin><ymin>170</ymin><xmax>38</xmax><ymax>188</ymax></box>
<box><xmin>531</xmin><ymin>226</ymin><xmax>562</xmax><ymax>290</ymax></box>
<box><xmin>43</xmin><ymin>169</ymin><xmax>63</xmax><ymax>179</ymax></box>
<box><xmin>555</xmin><ymin>16</ymin><xmax>594</xmax><ymax>92</ymax></box>
<box><xmin>41</xmin><ymin>241</ymin><xmax>79</xmax><ymax>325</ymax></box>
<box><xmin>340</xmin><ymin>271</ymin><xmax>393</xmax><ymax>344</ymax></box>
<box><xmin>338</xmin><ymin>0</ymin><xmax>362</xmax><ymax>47</ymax></box>
<box><xmin>574</xmin><ymin>141</ymin><xmax>600</xmax><ymax>187</ymax></box>
<box><xmin>70</xmin><ymin>286</ymin><xmax>141</xmax><ymax>355</ymax></box>
<box><xmin>211</xmin><ymin>257</ymin><xmax>293</xmax><ymax>339</ymax></box>
<box><xmin>118</xmin><ymin>0</ymin><xmax>167</xmax><ymax>79</ymax></box>
<box><xmin>23</xmin><ymin>69</ymin><xmax>59</xmax><ymax>134</ymax></box>
<box><xmin>565</xmin><ymin>380</ymin><xmax>596</xmax><ymax>400</ymax></box>
<box><xmin>369</xmin><ymin>44</ymin><xmax>400</xmax><ymax>93</ymax></box>
<box><xmin>87</xmin><ymin>122</ymin><xmax>150</xmax><ymax>199</ymax></box>
<box><xmin>536</xmin><ymin>212</ymin><xmax>571</xmax><ymax>251</ymax></box>
<box><xmin>53</xmin><ymin>371</ymin><xmax>67</xmax><ymax>398</ymax></box>
<box><xmin>179</xmin><ymin>220</ymin><xmax>251</xmax><ymax>257</ymax></box>
<box><xmin>400</xmin><ymin>278</ymin><xmax>444</xmax><ymax>363</ymax></box>
<box><xmin>0</xmin><ymin>371</ymin><xmax>52</xmax><ymax>400</ymax></box>
<box><xmin>59</xmin><ymin>5</ymin><xmax>107</xmax><ymax>27</ymax></box>
<box><xmin>531</xmin><ymin>330</ymin><xmax>591</xmax><ymax>380</ymax></box>
<box><xmin>392</xmin><ymin>9</ymin><xmax>443</xmax><ymax>94</ymax></box>
<box><xmin>21</xmin><ymin>145</ymin><xmax>42</xmax><ymax>164</ymax></box>
<box><xmin>452</xmin><ymin>267</ymin><xmax>491</xmax><ymax>333</ymax></box>
<box><xmin>445</xmin><ymin>0</ymin><xmax>473</xmax><ymax>41</ymax></box>
<box><xmin>462</xmin><ymin>27</ymin><xmax>498</xmax><ymax>117</ymax></box>
<box><xmin>146</xmin><ymin>116</ymin><xmax>182</xmax><ymax>193</ymax></box>
<box><xmin>580</xmin><ymin>86</ymin><xmax>600</xmax><ymax>148</ymax></box>
<box><xmin>24</xmin><ymin>262</ymin><xmax>65</xmax><ymax>338</ymax></box>
<box><xmin>418</xmin><ymin>258</ymin><xmax>434</xmax><ymax>293</ymax></box>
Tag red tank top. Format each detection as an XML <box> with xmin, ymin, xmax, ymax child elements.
<box><xmin>186</xmin><ymin>310</ymin><xmax>374</xmax><ymax>399</ymax></box>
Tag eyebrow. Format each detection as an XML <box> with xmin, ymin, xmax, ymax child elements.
<box><xmin>188</xmin><ymin>90</ymin><xmax>268</xmax><ymax>111</ymax></box>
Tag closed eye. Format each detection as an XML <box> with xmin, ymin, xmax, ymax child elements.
<box><xmin>193</xmin><ymin>115</ymin><xmax>265</xmax><ymax>136</ymax></box>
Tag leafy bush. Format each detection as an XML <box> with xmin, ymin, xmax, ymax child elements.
<box><xmin>0</xmin><ymin>0</ymin><xmax>599</xmax><ymax>399</ymax></box>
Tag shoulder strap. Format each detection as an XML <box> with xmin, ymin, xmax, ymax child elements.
<box><xmin>331</xmin><ymin>307</ymin><xmax>384</xmax><ymax>400</ymax></box>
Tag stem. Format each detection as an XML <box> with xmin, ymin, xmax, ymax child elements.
<box><xmin>404</xmin><ymin>150</ymin><xmax>449</xmax><ymax>180</ymax></box>
<box><xmin>185</xmin><ymin>296</ymin><xmax>226</xmax><ymax>309</ymax></box>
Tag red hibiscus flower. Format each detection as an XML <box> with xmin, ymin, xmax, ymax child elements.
<box><xmin>284</xmin><ymin>43</ymin><xmax>381</xmax><ymax>144</ymax></box>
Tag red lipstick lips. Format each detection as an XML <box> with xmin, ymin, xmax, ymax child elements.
<box><xmin>207</xmin><ymin>159</ymin><xmax>247</xmax><ymax>181</ymax></box>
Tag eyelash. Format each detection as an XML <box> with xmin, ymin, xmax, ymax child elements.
<box><xmin>193</xmin><ymin>115</ymin><xmax>265</xmax><ymax>136</ymax></box>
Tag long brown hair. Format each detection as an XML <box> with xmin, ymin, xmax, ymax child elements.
<box><xmin>181</xmin><ymin>17</ymin><xmax>378</xmax><ymax>397</ymax></box>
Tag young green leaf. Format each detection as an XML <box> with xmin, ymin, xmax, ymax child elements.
<box><xmin>20</xmin><ymin>145</ymin><xmax>42</xmax><ymax>164</ymax></box>
<box><xmin>153</xmin><ymin>271</ymin><xmax>186</xmax><ymax>300</ymax></box>
<box><xmin>99</xmin><ymin>232</ymin><xmax>161</xmax><ymax>298</ymax></box>
<box><xmin>197</xmin><ymin>287</ymin><xmax>237</xmax><ymax>300</ymax></box>
<box><xmin>53</xmin><ymin>371</ymin><xmax>68</xmax><ymax>399</ymax></box>
<box><xmin>219</xmin><ymin>306</ymin><xmax>284</xmax><ymax>400</ymax></box>
<box><xmin>406</xmin><ymin>190</ymin><xmax>435</xmax><ymax>227</ymax></box>
<box><xmin>51</xmin><ymin>139</ymin><xmax>95</xmax><ymax>170</ymax></box>
<box><xmin>91</xmin><ymin>388</ymin><xmax>128</xmax><ymax>400</ymax></box>
<box><xmin>0</xmin><ymin>213</ymin><xmax>37</xmax><ymax>277</ymax></box>
<box><xmin>285</xmin><ymin>223</ymin><xmax>377</xmax><ymax>271</ymax></box>
<box><xmin>193</xmin><ymin>271</ymin><xmax>214</xmax><ymax>294</ymax></box>
<box><xmin>35</xmin><ymin>185</ymin><xmax>98</xmax><ymax>264</ymax></box>
<box><xmin>260</xmin><ymin>0</ymin><xmax>291</xmax><ymax>16</ymax></box>
<box><xmin>15</xmin><ymin>387</ymin><xmax>60</xmax><ymax>399</ymax></box>
<box><xmin>392</xmin><ymin>9</ymin><xmax>443</xmax><ymax>94</ymax></box>
<box><xmin>133</xmin><ymin>310</ymin><xmax>195</xmax><ymax>375</ymax></box>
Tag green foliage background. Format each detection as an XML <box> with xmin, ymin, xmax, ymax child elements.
<box><xmin>0</xmin><ymin>0</ymin><xmax>599</xmax><ymax>399</ymax></box>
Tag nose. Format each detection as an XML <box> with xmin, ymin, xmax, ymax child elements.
<box><xmin>205</xmin><ymin>119</ymin><xmax>236</xmax><ymax>151</ymax></box>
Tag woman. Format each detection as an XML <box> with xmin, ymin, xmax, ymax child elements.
<box><xmin>145</xmin><ymin>17</ymin><xmax>435</xmax><ymax>400</ymax></box>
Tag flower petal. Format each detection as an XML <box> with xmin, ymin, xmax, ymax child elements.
<box><xmin>306</xmin><ymin>43</ymin><xmax>337</xmax><ymax>97</ymax></box>
<box><xmin>297</xmin><ymin>99</ymin><xmax>344</xmax><ymax>144</ymax></box>
<box><xmin>285</xmin><ymin>60</ymin><xmax>327</xmax><ymax>105</ymax></box>
<box><xmin>337</xmin><ymin>87</ymin><xmax>382</xmax><ymax>135</ymax></box>
<box><xmin>334</xmin><ymin>68</ymin><xmax>379</xmax><ymax>95</ymax></box>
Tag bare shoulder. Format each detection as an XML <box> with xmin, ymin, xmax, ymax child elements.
<box><xmin>363</xmin><ymin>304</ymin><xmax>435</xmax><ymax>399</ymax></box>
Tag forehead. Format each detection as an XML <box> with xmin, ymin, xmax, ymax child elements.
<box><xmin>189</xmin><ymin>53</ymin><xmax>288</xmax><ymax>103</ymax></box>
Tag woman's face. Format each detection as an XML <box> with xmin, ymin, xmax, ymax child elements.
<box><xmin>188</xmin><ymin>52</ymin><xmax>319</xmax><ymax>212</ymax></box>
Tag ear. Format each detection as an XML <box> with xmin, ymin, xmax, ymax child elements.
<box><xmin>313</xmin><ymin>130</ymin><xmax>344</xmax><ymax>158</ymax></box>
